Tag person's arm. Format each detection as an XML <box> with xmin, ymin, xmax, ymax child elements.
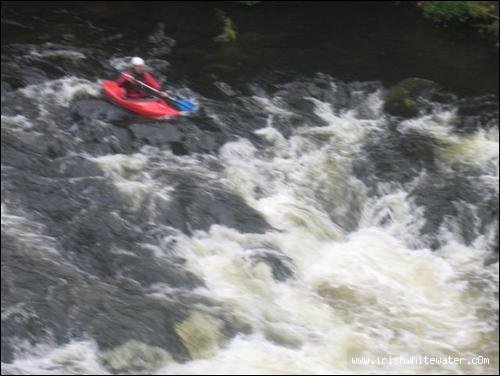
<box><xmin>143</xmin><ymin>72</ymin><xmax>161</xmax><ymax>91</ymax></box>
<box><xmin>116</xmin><ymin>72</ymin><xmax>133</xmax><ymax>87</ymax></box>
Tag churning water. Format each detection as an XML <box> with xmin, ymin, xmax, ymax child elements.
<box><xmin>2</xmin><ymin>5</ymin><xmax>498</xmax><ymax>375</ymax></box>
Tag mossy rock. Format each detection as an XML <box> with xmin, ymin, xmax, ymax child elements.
<box><xmin>214</xmin><ymin>13</ymin><xmax>237</xmax><ymax>43</ymax></box>
<box><xmin>384</xmin><ymin>77</ymin><xmax>441</xmax><ymax>118</ymax></box>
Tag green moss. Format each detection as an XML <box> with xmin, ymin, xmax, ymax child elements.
<box><xmin>467</xmin><ymin>1</ymin><xmax>495</xmax><ymax>18</ymax></box>
<box><xmin>416</xmin><ymin>1</ymin><xmax>499</xmax><ymax>44</ymax></box>
<box><xmin>223</xmin><ymin>18</ymin><xmax>237</xmax><ymax>42</ymax></box>
<box><xmin>214</xmin><ymin>10</ymin><xmax>237</xmax><ymax>43</ymax></box>
<box><xmin>384</xmin><ymin>87</ymin><xmax>418</xmax><ymax>118</ymax></box>
<box><xmin>418</xmin><ymin>1</ymin><xmax>470</xmax><ymax>22</ymax></box>
<box><xmin>404</xmin><ymin>97</ymin><xmax>417</xmax><ymax>110</ymax></box>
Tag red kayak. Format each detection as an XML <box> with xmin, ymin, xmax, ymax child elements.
<box><xmin>102</xmin><ymin>80</ymin><xmax>181</xmax><ymax>118</ymax></box>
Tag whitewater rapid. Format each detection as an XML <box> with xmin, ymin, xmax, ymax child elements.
<box><xmin>1</xmin><ymin>74</ymin><xmax>498</xmax><ymax>375</ymax></box>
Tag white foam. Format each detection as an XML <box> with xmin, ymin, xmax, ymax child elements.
<box><xmin>440</xmin><ymin>127</ymin><xmax>499</xmax><ymax>170</ymax></box>
<box><xmin>30</xmin><ymin>50</ymin><xmax>87</xmax><ymax>60</ymax></box>
<box><xmin>399</xmin><ymin>110</ymin><xmax>499</xmax><ymax>171</ymax></box>
<box><xmin>20</xmin><ymin>77</ymin><xmax>100</xmax><ymax>108</ymax></box>
<box><xmin>89</xmin><ymin>152</ymin><xmax>170</xmax><ymax>210</ymax></box>
<box><xmin>252</xmin><ymin>96</ymin><xmax>295</xmax><ymax>117</ymax></box>
<box><xmin>1</xmin><ymin>341</ymin><xmax>107</xmax><ymax>375</ymax></box>
<box><xmin>1</xmin><ymin>115</ymin><xmax>35</xmax><ymax>131</ymax></box>
<box><xmin>168</xmin><ymin>217</ymin><xmax>497</xmax><ymax>374</ymax></box>
<box><xmin>4</xmin><ymin>83</ymin><xmax>498</xmax><ymax>374</ymax></box>
<box><xmin>89</xmin><ymin>148</ymin><xmax>221</xmax><ymax>212</ymax></box>
<box><xmin>1</xmin><ymin>204</ymin><xmax>60</xmax><ymax>256</ymax></box>
<box><xmin>164</xmin><ymin>95</ymin><xmax>498</xmax><ymax>374</ymax></box>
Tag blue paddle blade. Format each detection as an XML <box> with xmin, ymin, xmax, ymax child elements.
<box><xmin>173</xmin><ymin>99</ymin><xmax>197</xmax><ymax>112</ymax></box>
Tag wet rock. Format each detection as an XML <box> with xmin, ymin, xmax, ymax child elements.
<box><xmin>409</xmin><ymin>172</ymin><xmax>497</xmax><ymax>250</ymax></box>
<box><xmin>2</xmin><ymin>223</ymin><xmax>195</xmax><ymax>363</ymax></box>
<box><xmin>214</xmin><ymin>81</ymin><xmax>238</xmax><ymax>97</ymax></box>
<box><xmin>457</xmin><ymin>95</ymin><xmax>499</xmax><ymax>117</ymax></box>
<box><xmin>354</xmin><ymin>127</ymin><xmax>440</xmax><ymax>186</ymax></box>
<box><xmin>1</xmin><ymin>131</ymin><xmax>58</xmax><ymax>176</ymax></box>
<box><xmin>71</xmin><ymin>98</ymin><xmax>129</xmax><ymax>122</ymax></box>
<box><xmin>148</xmin><ymin>59</ymin><xmax>170</xmax><ymax>73</ymax></box>
<box><xmin>275</xmin><ymin>75</ymin><xmax>338</xmax><ymax>106</ymax></box>
<box><xmin>114</xmin><ymin>247</ymin><xmax>203</xmax><ymax>289</ymax></box>
<box><xmin>384</xmin><ymin>77</ymin><xmax>441</xmax><ymax>118</ymax></box>
<box><xmin>282</xmin><ymin>94</ymin><xmax>317</xmax><ymax>113</ymax></box>
<box><xmin>1</xmin><ymin>90</ymin><xmax>42</xmax><ymax>118</ymax></box>
<box><xmin>92</xmin><ymin>295</ymin><xmax>190</xmax><ymax>361</ymax></box>
<box><xmin>45</xmin><ymin>138</ymin><xmax>67</xmax><ymax>159</ymax></box>
<box><xmin>430</xmin><ymin>90</ymin><xmax>457</xmax><ymax>104</ymax></box>
<box><xmin>1</xmin><ymin>261</ymin><xmax>69</xmax><ymax>362</ymax></box>
<box><xmin>70</xmin><ymin>116</ymin><xmax>135</xmax><ymax>154</ymax></box>
<box><xmin>1</xmin><ymin>81</ymin><xmax>12</xmax><ymax>97</ymax></box>
<box><xmin>129</xmin><ymin>122</ymin><xmax>183</xmax><ymax>146</ymax></box>
<box><xmin>454</xmin><ymin>95</ymin><xmax>499</xmax><ymax>133</ymax></box>
<box><xmin>56</xmin><ymin>156</ymin><xmax>105</xmax><ymax>178</ymax></box>
<box><xmin>157</xmin><ymin>181</ymin><xmax>269</xmax><ymax>235</ymax></box>
<box><xmin>148</xmin><ymin>23</ymin><xmax>176</xmax><ymax>50</ymax></box>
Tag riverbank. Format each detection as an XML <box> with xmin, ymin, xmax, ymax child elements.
<box><xmin>2</xmin><ymin>1</ymin><xmax>498</xmax><ymax>97</ymax></box>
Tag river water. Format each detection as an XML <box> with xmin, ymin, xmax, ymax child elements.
<box><xmin>1</xmin><ymin>2</ymin><xmax>498</xmax><ymax>374</ymax></box>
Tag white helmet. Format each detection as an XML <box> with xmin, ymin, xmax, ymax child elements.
<box><xmin>131</xmin><ymin>57</ymin><xmax>144</xmax><ymax>66</ymax></box>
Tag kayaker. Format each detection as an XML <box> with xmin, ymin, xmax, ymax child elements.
<box><xmin>116</xmin><ymin>57</ymin><xmax>169</xmax><ymax>99</ymax></box>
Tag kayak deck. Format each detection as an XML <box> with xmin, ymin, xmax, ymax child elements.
<box><xmin>102</xmin><ymin>80</ymin><xmax>181</xmax><ymax>118</ymax></box>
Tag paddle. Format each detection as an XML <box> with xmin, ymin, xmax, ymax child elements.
<box><xmin>110</xmin><ymin>66</ymin><xmax>197</xmax><ymax>112</ymax></box>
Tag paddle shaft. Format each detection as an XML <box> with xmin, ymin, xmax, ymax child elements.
<box><xmin>120</xmin><ymin>71</ymin><xmax>173</xmax><ymax>99</ymax></box>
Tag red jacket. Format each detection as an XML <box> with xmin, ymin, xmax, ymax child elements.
<box><xmin>116</xmin><ymin>71</ymin><xmax>161</xmax><ymax>98</ymax></box>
